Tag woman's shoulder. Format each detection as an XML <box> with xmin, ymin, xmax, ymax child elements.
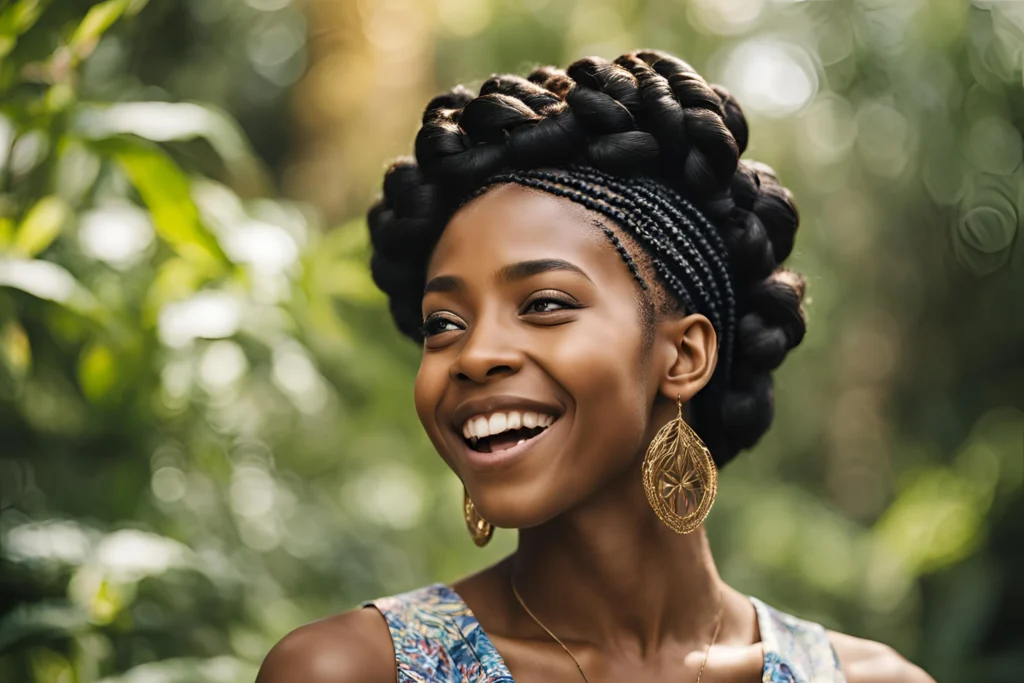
<box><xmin>826</xmin><ymin>630</ymin><xmax>936</xmax><ymax>683</ymax></box>
<box><xmin>255</xmin><ymin>583</ymin><xmax>472</xmax><ymax>683</ymax></box>
<box><xmin>255</xmin><ymin>607</ymin><xmax>397</xmax><ymax>683</ymax></box>
<box><xmin>752</xmin><ymin>595</ymin><xmax>934</xmax><ymax>683</ymax></box>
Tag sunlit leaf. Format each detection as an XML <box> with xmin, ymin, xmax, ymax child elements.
<box><xmin>874</xmin><ymin>467</ymin><xmax>988</xmax><ymax>575</ymax></box>
<box><xmin>68</xmin><ymin>0</ymin><xmax>132</xmax><ymax>62</ymax></box>
<box><xmin>0</xmin><ymin>0</ymin><xmax>49</xmax><ymax>59</ymax></box>
<box><xmin>0</xmin><ymin>258</ymin><xmax>92</xmax><ymax>307</ymax></box>
<box><xmin>73</xmin><ymin>102</ymin><xmax>270</xmax><ymax>195</ymax></box>
<box><xmin>310</xmin><ymin>219</ymin><xmax>383</xmax><ymax>304</ymax></box>
<box><xmin>12</xmin><ymin>195</ymin><xmax>68</xmax><ymax>257</ymax></box>
<box><xmin>44</xmin><ymin>82</ymin><xmax>75</xmax><ymax>113</ymax></box>
<box><xmin>91</xmin><ymin>138</ymin><xmax>228</xmax><ymax>270</ymax></box>
<box><xmin>0</xmin><ymin>320</ymin><xmax>31</xmax><ymax>380</ymax></box>
<box><xmin>0</xmin><ymin>217</ymin><xmax>13</xmax><ymax>247</ymax></box>
<box><xmin>78</xmin><ymin>343</ymin><xmax>119</xmax><ymax>403</ymax></box>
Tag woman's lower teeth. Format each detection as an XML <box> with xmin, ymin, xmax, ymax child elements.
<box><xmin>477</xmin><ymin>436</ymin><xmax>528</xmax><ymax>452</ymax></box>
<box><xmin>468</xmin><ymin>424</ymin><xmax>550</xmax><ymax>452</ymax></box>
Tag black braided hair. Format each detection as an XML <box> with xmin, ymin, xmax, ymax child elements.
<box><xmin>366</xmin><ymin>49</ymin><xmax>805</xmax><ymax>465</ymax></box>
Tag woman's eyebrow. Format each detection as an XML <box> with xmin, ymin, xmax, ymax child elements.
<box><xmin>497</xmin><ymin>258</ymin><xmax>593</xmax><ymax>284</ymax></box>
<box><xmin>424</xmin><ymin>259</ymin><xmax>593</xmax><ymax>295</ymax></box>
<box><xmin>423</xmin><ymin>275</ymin><xmax>463</xmax><ymax>295</ymax></box>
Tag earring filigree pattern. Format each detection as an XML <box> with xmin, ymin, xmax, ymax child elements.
<box><xmin>642</xmin><ymin>396</ymin><xmax>718</xmax><ymax>534</ymax></box>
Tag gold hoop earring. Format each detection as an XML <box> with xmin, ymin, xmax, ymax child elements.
<box><xmin>463</xmin><ymin>487</ymin><xmax>493</xmax><ymax>547</ymax></box>
<box><xmin>642</xmin><ymin>394</ymin><xmax>718</xmax><ymax>534</ymax></box>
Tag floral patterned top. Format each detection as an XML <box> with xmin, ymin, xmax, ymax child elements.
<box><xmin>366</xmin><ymin>583</ymin><xmax>846</xmax><ymax>682</ymax></box>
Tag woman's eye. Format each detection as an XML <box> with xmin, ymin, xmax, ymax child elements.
<box><xmin>526</xmin><ymin>299</ymin><xmax>565</xmax><ymax>313</ymax></box>
<box><xmin>522</xmin><ymin>295</ymin><xmax>579</xmax><ymax>315</ymax></box>
<box><xmin>420</xmin><ymin>314</ymin><xmax>463</xmax><ymax>338</ymax></box>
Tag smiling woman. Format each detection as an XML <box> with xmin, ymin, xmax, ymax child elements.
<box><xmin>256</xmin><ymin>49</ymin><xmax>935</xmax><ymax>683</ymax></box>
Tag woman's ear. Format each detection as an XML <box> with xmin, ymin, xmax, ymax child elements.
<box><xmin>656</xmin><ymin>313</ymin><xmax>718</xmax><ymax>403</ymax></box>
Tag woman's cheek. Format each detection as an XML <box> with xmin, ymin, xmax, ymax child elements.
<box><xmin>413</xmin><ymin>361</ymin><xmax>447</xmax><ymax>450</ymax></box>
<box><xmin>563</xmin><ymin>318</ymin><xmax>648</xmax><ymax>460</ymax></box>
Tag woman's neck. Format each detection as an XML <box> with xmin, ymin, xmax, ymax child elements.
<box><xmin>509</xmin><ymin>456</ymin><xmax>727</xmax><ymax>656</ymax></box>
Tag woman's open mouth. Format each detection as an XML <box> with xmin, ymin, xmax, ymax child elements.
<box><xmin>461</xmin><ymin>410</ymin><xmax>557</xmax><ymax>454</ymax></box>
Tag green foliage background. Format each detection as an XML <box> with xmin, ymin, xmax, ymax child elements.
<box><xmin>1</xmin><ymin>1</ymin><xmax>1022</xmax><ymax>682</ymax></box>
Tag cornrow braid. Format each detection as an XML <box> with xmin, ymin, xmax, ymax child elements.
<box><xmin>462</xmin><ymin>175</ymin><xmax>651</xmax><ymax>292</ymax></box>
<box><xmin>466</xmin><ymin>171</ymin><xmax>700</xmax><ymax>324</ymax></box>
<box><xmin>589</xmin><ymin>219</ymin><xmax>650</xmax><ymax>292</ymax></box>
<box><xmin>542</xmin><ymin>165</ymin><xmax>737</xmax><ymax>363</ymax></box>
<box><xmin>366</xmin><ymin>48</ymin><xmax>806</xmax><ymax>465</ymax></box>
<box><xmin>528</xmin><ymin>169</ymin><xmax>727</xmax><ymax>326</ymax></box>
<box><xmin>460</xmin><ymin>167</ymin><xmax>735</xmax><ymax>383</ymax></box>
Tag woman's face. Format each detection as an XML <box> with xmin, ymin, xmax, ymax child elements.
<box><xmin>413</xmin><ymin>183</ymin><xmax>697</xmax><ymax>528</ymax></box>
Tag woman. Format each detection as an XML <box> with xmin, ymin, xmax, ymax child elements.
<box><xmin>258</xmin><ymin>50</ymin><xmax>935</xmax><ymax>683</ymax></box>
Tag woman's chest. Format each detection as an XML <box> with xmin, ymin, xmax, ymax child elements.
<box><xmin>485</xmin><ymin>636</ymin><xmax>768</xmax><ymax>683</ymax></box>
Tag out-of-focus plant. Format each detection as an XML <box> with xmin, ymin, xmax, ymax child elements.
<box><xmin>0</xmin><ymin>3</ymin><xmax>449</xmax><ymax>682</ymax></box>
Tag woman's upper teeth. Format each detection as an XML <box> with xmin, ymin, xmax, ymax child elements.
<box><xmin>462</xmin><ymin>411</ymin><xmax>555</xmax><ymax>439</ymax></box>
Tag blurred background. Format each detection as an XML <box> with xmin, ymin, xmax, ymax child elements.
<box><xmin>1</xmin><ymin>0</ymin><xmax>1022</xmax><ymax>681</ymax></box>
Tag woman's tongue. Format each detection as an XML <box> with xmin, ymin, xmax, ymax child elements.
<box><xmin>479</xmin><ymin>429</ymin><xmax>527</xmax><ymax>453</ymax></box>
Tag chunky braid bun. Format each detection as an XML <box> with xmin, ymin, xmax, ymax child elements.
<box><xmin>367</xmin><ymin>49</ymin><xmax>806</xmax><ymax>465</ymax></box>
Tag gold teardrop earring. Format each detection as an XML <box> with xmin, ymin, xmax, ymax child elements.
<box><xmin>642</xmin><ymin>394</ymin><xmax>718</xmax><ymax>534</ymax></box>
<box><xmin>463</xmin><ymin>487</ymin><xmax>493</xmax><ymax>547</ymax></box>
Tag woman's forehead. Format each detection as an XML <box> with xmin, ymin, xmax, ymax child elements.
<box><xmin>428</xmin><ymin>184</ymin><xmax>618</xmax><ymax>278</ymax></box>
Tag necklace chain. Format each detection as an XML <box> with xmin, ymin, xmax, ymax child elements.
<box><xmin>510</xmin><ymin>576</ymin><xmax>723</xmax><ymax>683</ymax></box>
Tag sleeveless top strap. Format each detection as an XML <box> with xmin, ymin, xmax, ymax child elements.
<box><xmin>365</xmin><ymin>583</ymin><xmax>513</xmax><ymax>683</ymax></box>
<box><xmin>750</xmin><ymin>596</ymin><xmax>847</xmax><ymax>683</ymax></box>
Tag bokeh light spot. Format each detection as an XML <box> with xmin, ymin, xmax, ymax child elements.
<box><xmin>964</xmin><ymin>116</ymin><xmax>1024</xmax><ymax>175</ymax></box>
<box><xmin>158</xmin><ymin>292</ymin><xmax>242</xmax><ymax>348</ymax></box>
<box><xmin>718</xmin><ymin>39</ymin><xmax>817</xmax><ymax>117</ymax></box>
<box><xmin>78</xmin><ymin>201</ymin><xmax>155</xmax><ymax>269</ymax></box>
<box><xmin>347</xmin><ymin>465</ymin><xmax>425</xmax><ymax>530</ymax></box>
<box><xmin>690</xmin><ymin>0</ymin><xmax>764</xmax><ymax>36</ymax></box>
<box><xmin>199</xmin><ymin>340</ymin><xmax>249</xmax><ymax>392</ymax></box>
<box><xmin>230</xmin><ymin>465</ymin><xmax>277</xmax><ymax>519</ymax></box>
<box><xmin>151</xmin><ymin>467</ymin><xmax>188</xmax><ymax>503</ymax></box>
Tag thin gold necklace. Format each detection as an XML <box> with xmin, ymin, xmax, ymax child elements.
<box><xmin>510</xmin><ymin>576</ymin><xmax>723</xmax><ymax>683</ymax></box>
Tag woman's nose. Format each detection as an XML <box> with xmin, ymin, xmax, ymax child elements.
<box><xmin>449</xmin><ymin>316</ymin><xmax>523</xmax><ymax>384</ymax></box>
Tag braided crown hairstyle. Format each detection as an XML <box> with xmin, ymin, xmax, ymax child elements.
<box><xmin>366</xmin><ymin>49</ymin><xmax>806</xmax><ymax>466</ymax></box>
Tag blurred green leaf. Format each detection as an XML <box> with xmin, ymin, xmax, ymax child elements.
<box><xmin>0</xmin><ymin>0</ymin><xmax>48</xmax><ymax>60</ymax></box>
<box><xmin>78</xmin><ymin>342</ymin><xmax>119</xmax><ymax>403</ymax></box>
<box><xmin>0</xmin><ymin>217</ymin><xmax>13</xmax><ymax>248</ymax></box>
<box><xmin>0</xmin><ymin>318</ymin><xmax>31</xmax><ymax>368</ymax></box>
<box><xmin>0</xmin><ymin>257</ymin><xmax>102</xmax><ymax>320</ymax></box>
<box><xmin>875</xmin><ymin>467</ymin><xmax>988</xmax><ymax>574</ymax></box>
<box><xmin>68</xmin><ymin>0</ymin><xmax>132</xmax><ymax>63</ymax></box>
<box><xmin>94</xmin><ymin>138</ymin><xmax>229</xmax><ymax>270</ymax></box>
<box><xmin>11</xmin><ymin>195</ymin><xmax>67</xmax><ymax>257</ymax></box>
<box><xmin>0</xmin><ymin>601</ymin><xmax>90</xmax><ymax>653</ymax></box>
<box><xmin>0</xmin><ymin>320</ymin><xmax>31</xmax><ymax>396</ymax></box>
<box><xmin>73</xmin><ymin>102</ymin><xmax>271</xmax><ymax>195</ymax></box>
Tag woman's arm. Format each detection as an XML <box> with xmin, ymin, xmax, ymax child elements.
<box><xmin>256</xmin><ymin>608</ymin><xmax>397</xmax><ymax>683</ymax></box>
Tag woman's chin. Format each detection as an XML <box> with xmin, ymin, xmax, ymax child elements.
<box><xmin>467</xmin><ymin>487</ymin><xmax>570</xmax><ymax>531</ymax></box>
